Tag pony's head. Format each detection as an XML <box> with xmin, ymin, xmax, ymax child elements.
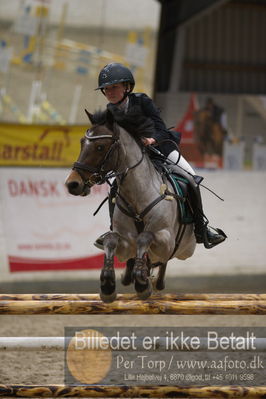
<box><xmin>65</xmin><ymin>110</ymin><xmax>119</xmax><ymax>196</ymax></box>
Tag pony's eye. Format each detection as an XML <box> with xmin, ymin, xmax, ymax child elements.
<box><xmin>96</xmin><ymin>145</ymin><xmax>104</xmax><ymax>151</ymax></box>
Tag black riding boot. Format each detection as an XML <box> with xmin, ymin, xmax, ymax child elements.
<box><xmin>94</xmin><ymin>181</ymin><xmax>117</xmax><ymax>250</ymax></box>
<box><xmin>167</xmin><ymin>163</ymin><xmax>226</xmax><ymax>249</ymax></box>
<box><xmin>189</xmin><ymin>184</ymin><xmax>226</xmax><ymax>248</ymax></box>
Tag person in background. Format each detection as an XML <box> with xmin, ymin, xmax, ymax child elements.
<box><xmin>205</xmin><ymin>97</ymin><xmax>227</xmax><ymax>133</ymax></box>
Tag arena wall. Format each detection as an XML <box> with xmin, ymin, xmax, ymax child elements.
<box><xmin>0</xmin><ymin>169</ymin><xmax>265</xmax><ymax>283</ymax></box>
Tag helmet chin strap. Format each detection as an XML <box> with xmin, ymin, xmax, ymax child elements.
<box><xmin>114</xmin><ymin>90</ymin><xmax>130</xmax><ymax>105</ymax></box>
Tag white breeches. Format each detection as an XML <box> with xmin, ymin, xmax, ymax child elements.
<box><xmin>167</xmin><ymin>150</ymin><xmax>195</xmax><ymax>176</ymax></box>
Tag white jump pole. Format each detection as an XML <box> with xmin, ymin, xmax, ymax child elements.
<box><xmin>1</xmin><ymin>337</ymin><xmax>266</xmax><ymax>351</ymax></box>
<box><xmin>0</xmin><ymin>337</ymin><xmax>65</xmax><ymax>351</ymax></box>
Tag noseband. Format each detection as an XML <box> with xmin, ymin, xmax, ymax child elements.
<box><xmin>73</xmin><ymin>130</ymin><xmax>119</xmax><ymax>186</ymax></box>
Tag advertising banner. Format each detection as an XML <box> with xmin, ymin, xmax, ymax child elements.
<box><xmin>0</xmin><ymin>167</ymin><xmax>123</xmax><ymax>272</ymax></box>
<box><xmin>0</xmin><ymin>167</ymin><xmax>125</xmax><ymax>273</ymax></box>
<box><xmin>0</xmin><ymin>123</ymin><xmax>86</xmax><ymax>167</ymax></box>
<box><xmin>0</xmin><ymin>123</ymin><xmax>125</xmax><ymax>274</ymax></box>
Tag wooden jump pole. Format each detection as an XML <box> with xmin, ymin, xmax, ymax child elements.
<box><xmin>0</xmin><ymin>384</ymin><xmax>266</xmax><ymax>398</ymax></box>
<box><xmin>1</xmin><ymin>293</ymin><xmax>266</xmax><ymax>301</ymax></box>
<box><xmin>0</xmin><ymin>294</ymin><xmax>266</xmax><ymax>314</ymax></box>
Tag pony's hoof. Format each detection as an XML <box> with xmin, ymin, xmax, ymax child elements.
<box><xmin>151</xmin><ymin>276</ymin><xmax>165</xmax><ymax>291</ymax></box>
<box><xmin>100</xmin><ymin>291</ymin><xmax>117</xmax><ymax>303</ymax></box>
<box><xmin>155</xmin><ymin>278</ymin><xmax>165</xmax><ymax>291</ymax></box>
<box><xmin>100</xmin><ymin>267</ymin><xmax>116</xmax><ymax>303</ymax></box>
<box><xmin>135</xmin><ymin>279</ymin><xmax>152</xmax><ymax>300</ymax></box>
<box><xmin>132</xmin><ymin>257</ymin><xmax>150</xmax><ymax>285</ymax></box>
<box><xmin>132</xmin><ymin>268</ymin><xmax>149</xmax><ymax>285</ymax></box>
<box><xmin>121</xmin><ymin>272</ymin><xmax>132</xmax><ymax>286</ymax></box>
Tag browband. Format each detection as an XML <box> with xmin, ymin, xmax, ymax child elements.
<box><xmin>85</xmin><ymin>132</ymin><xmax>115</xmax><ymax>141</ymax></box>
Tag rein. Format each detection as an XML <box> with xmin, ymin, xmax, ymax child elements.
<box><xmin>114</xmin><ymin>146</ymin><xmax>146</xmax><ymax>184</ymax></box>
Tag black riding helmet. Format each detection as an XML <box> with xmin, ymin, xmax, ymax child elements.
<box><xmin>96</xmin><ymin>63</ymin><xmax>135</xmax><ymax>92</ymax></box>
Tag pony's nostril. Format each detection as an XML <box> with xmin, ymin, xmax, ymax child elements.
<box><xmin>68</xmin><ymin>181</ymin><xmax>79</xmax><ymax>190</ymax></box>
<box><xmin>67</xmin><ymin>181</ymin><xmax>82</xmax><ymax>195</ymax></box>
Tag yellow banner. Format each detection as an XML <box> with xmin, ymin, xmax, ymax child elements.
<box><xmin>0</xmin><ymin>123</ymin><xmax>89</xmax><ymax>167</ymax></box>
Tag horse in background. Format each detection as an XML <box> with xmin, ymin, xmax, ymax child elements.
<box><xmin>194</xmin><ymin>108</ymin><xmax>226</xmax><ymax>157</ymax></box>
<box><xmin>65</xmin><ymin>111</ymin><xmax>196</xmax><ymax>302</ymax></box>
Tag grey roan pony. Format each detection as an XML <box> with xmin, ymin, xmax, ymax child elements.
<box><xmin>65</xmin><ymin>111</ymin><xmax>196</xmax><ymax>302</ymax></box>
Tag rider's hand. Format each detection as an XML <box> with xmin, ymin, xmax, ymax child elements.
<box><xmin>141</xmin><ymin>137</ymin><xmax>156</xmax><ymax>146</ymax></box>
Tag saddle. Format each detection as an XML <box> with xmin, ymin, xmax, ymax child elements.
<box><xmin>166</xmin><ymin>172</ymin><xmax>194</xmax><ymax>224</ymax></box>
<box><xmin>149</xmin><ymin>150</ymin><xmax>201</xmax><ymax>225</ymax></box>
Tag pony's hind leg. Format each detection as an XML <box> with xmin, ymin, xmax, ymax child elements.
<box><xmin>133</xmin><ymin>231</ymin><xmax>154</xmax><ymax>299</ymax></box>
<box><xmin>121</xmin><ymin>258</ymin><xmax>135</xmax><ymax>286</ymax></box>
<box><xmin>100</xmin><ymin>232</ymin><xmax>119</xmax><ymax>303</ymax></box>
<box><xmin>155</xmin><ymin>263</ymin><xmax>167</xmax><ymax>291</ymax></box>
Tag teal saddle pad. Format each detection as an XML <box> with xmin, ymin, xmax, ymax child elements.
<box><xmin>167</xmin><ymin>174</ymin><xmax>194</xmax><ymax>224</ymax></box>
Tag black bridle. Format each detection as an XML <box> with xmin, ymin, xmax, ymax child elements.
<box><xmin>73</xmin><ymin>128</ymin><xmax>145</xmax><ymax>187</ymax></box>
<box><xmin>73</xmin><ymin>130</ymin><xmax>119</xmax><ymax>186</ymax></box>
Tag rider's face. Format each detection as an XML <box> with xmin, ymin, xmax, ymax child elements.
<box><xmin>104</xmin><ymin>83</ymin><xmax>127</xmax><ymax>104</ymax></box>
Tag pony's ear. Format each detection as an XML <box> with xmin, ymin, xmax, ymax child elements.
<box><xmin>112</xmin><ymin>122</ymin><xmax>120</xmax><ymax>139</ymax></box>
<box><xmin>106</xmin><ymin>111</ymin><xmax>119</xmax><ymax>139</ymax></box>
<box><xmin>105</xmin><ymin>110</ymin><xmax>114</xmax><ymax>130</ymax></box>
<box><xmin>84</xmin><ymin>109</ymin><xmax>94</xmax><ymax>124</ymax></box>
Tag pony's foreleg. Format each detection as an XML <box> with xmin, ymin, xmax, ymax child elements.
<box><xmin>133</xmin><ymin>231</ymin><xmax>155</xmax><ymax>299</ymax></box>
<box><xmin>100</xmin><ymin>232</ymin><xmax>119</xmax><ymax>303</ymax></box>
<box><xmin>134</xmin><ymin>231</ymin><xmax>155</xmax><ymax>283</ymax></box>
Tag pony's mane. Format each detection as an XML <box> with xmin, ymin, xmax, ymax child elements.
<box><xmin>90</xmin><ymin>108</ymin><xmax>154</xmax><ymax>138</ymax></box>
<box><xmin>90</xmin><ymin>109</ymin><xmax>108</xmax><ymax>125</ymax></box>
<box><xmin>89</xmin><ymin>108</ymin><xmax>154</xmax><ymax>151</ymax></box>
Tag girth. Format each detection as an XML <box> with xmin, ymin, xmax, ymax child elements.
<box><xmin>115</xmin><ymin>187</ymin><xmax>183</xmax><ymax>233</ymax></box>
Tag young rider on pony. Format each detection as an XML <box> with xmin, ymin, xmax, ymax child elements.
<box><xmin>93</xmin><ymin>63</ymin><xmax>226</xmax><ymax>250</ymax></box>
